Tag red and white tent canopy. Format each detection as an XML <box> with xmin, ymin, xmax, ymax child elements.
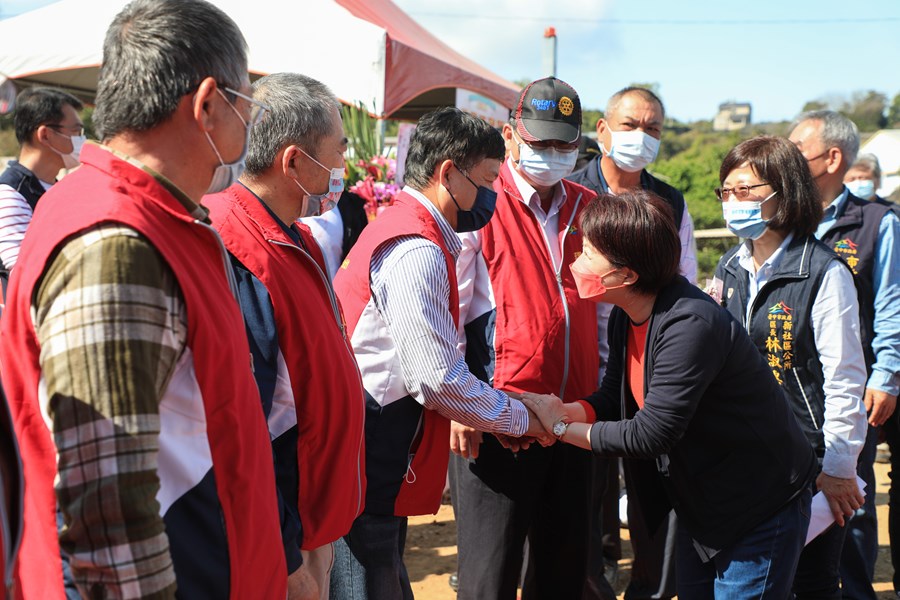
<box><xmin>0</xmin><ymin>0</ymin><xmax>519</xmax><ymax>120</ymax></box>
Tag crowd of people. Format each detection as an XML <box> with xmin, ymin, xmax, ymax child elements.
<box><xmin>0</xmin><ymin>0</ymin><xmax>899</xmax><ymax>599</ymax></box>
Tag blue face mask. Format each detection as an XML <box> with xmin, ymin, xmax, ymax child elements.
<box><xmin>447</xmin><ymin>167</ymin><xmax>498</xmax><ymax>233</ymax></box>
<box><xmin>846</xmin><ymin>179</ymin><xmax>876</xmax><ymax>201</ymax></box>
<box><xmin>722</xmin><ymin>191</ymin><xmax>777</xmax><ymax>240</ymax></box>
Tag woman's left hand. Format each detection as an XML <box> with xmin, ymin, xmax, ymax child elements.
<box><xmin>520</xmin><ymin>392</ymin><xmax>567</xmax><ymax>432</ymax></box>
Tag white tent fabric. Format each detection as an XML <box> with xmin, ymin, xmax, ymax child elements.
<box><xmin>0</xmin><ymin>0</ymin><xmax>519</xmax><ymax>119</ymax></box>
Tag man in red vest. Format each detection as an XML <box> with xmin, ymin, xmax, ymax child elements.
<box><xmin>0</xmin><ymin>1</ymin><xmax>288</xmax><ymax>598</ymax></box>
<box><xmin>448</xmin><ymin>77</ymin><xmax>602</xmax><ymax>599</ymax></box>
<box><xmin>331</xmin><ymin>107</ymin><xmax>549</xmax><ymax>600</ymax></box>
<box><xmin>204</xmin><ymin>72</ymin><xmax>365</xmax><ymax>600</ymax></box>
<box><xmin>0</xmin><ymin>383</ymin><xmax>22</xmax><ymax>600</ymax></box>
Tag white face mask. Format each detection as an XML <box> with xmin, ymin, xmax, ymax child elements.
<box><xmin>846</xmin><ymin>179</ymin><xmax>876</xmax><ymax>201</ymax></box>
<box><xmin>517</xmin><ymin>142</ymin><xmax>578</xmax><ymax>187</ymax></box>
<box><xmin>602</xmin><ymin>129</ymin><xmax>660</xmax><ymax>173</ymax></box>
<box><xmin>294</xmin><ymin>147</ymin><xmax>345</xmax><ymax>217</ymax></box>
<box><xmin>48</xmin><ymin>132</ymin><xmax>86</xmax><ymax>169</ymax></box>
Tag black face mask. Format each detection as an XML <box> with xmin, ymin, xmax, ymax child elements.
<box><xmin>447</xmin><ymin>167</ymin><xmax>498</xmax><ymax>233</ymax></box>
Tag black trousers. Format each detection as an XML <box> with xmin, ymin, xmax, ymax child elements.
<box><xmin>883</xmin><ymin>414</ymin><xmax>900</xmax><ymax>593</ymax></box>
<box><xmin>621</xmin><ymin>459</ymin><xmax>678</xmax><ymax>600</ymax></box>
<box><xmin>449</xmin><ymin>434</ymin><xmax>593</xmax><ymax>600</ymax></box>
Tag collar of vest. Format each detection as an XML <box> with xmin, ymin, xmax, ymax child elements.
<box><xmin>833</xmin><ymin>192</ymin><xmax>866</xmax><ymax>228</ymax></box>
<box><xmin>722</xmin><ymin>235</ymin><xmax>816</xmax><ymax>282</ymax></box>
<box><xmin>227</xmin><ymin>182</ymin><xmax>298</xmax><ymax>245</ymax></box>
<box><xmin>80</xmin><ymin>144</ymin><xmax>202</xmax><ymax>226</ymax></box>
<box><xmin>497</xmin><ymin>160</ymin><xmax>586</xmax><ymax>226</ymax></box>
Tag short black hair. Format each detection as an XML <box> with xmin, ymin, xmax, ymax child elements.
<box><xmin>14</xmin><ymin>87</ymin><xmax>83</xmax><ymax>144</ymax></box>
<box><xmin>404</xmin><ymin>107</ymin><xmax>505</xmax><ymax>190</ymax></box>
<box><xmin>580</xmin><ymin>190</ymin><xmax>681</xmax><ymax>295</ymax></box>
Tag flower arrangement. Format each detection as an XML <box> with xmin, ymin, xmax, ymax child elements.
<box><xmin>349</xmin><ymin>155</ymin><xmax>400</xmax><ymax>221</ymax></box>
<box><xmin>342</xmin><ymin>101</ymin><xmax>401</xmax><ymax>220</ymax></box>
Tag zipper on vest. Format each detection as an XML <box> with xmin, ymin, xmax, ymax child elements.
<box><xmin>405</xmin><ymin>412</ymin><xmax>424</xmax><ymax>485</ymax></box>
<box><xmin>269</xmin><ymin>239</ymin><xmax>366</xmax><ymax>515</ymax></box>
<box><xmin>536</xmin><ymin>192</ymin><xmax>583</xmax><ymax>399</ymax></box>
<box><xmin>791</xmin><ymin>367</ymin><xmax>820</xmax><ymax>430</ymax></box>
<box><xmin>194</xmin><ymin>220</ymin><xmax>257</xmax><ymax>375</ymax></box>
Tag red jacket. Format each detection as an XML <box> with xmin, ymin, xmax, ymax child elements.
<box><xmin>470</xmin><ymin>161</ymin><xmax>599</xmax><ymax>401</ymax></box>
<box><xmin>205</xmin><ymin>183</ymin><xmax>366</xmax><ymax>548</ymax></box>
<box><xmin>0</xmin><ymin>145</ymin><xmax>286</xmax><ymax>599</ymax></box>
<box><xmin>334</xmin><ymin>192</ymin><xmax>456</xmax><ymax>517</ymax></box>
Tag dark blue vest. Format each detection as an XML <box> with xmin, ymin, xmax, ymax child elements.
<box><xmin>819</xmin><ymin>192</ymin><xmax>892</xmax><ymax>373</ymax></box>
<box><xmin>716</xmin><ymin>235</ymin><xmax>845</xmax><ymax>463</ymax></box>
<box><xmin>0</xmin><ymin>161</ymin><xmax>46</xmax><ymax>211</ymax></box>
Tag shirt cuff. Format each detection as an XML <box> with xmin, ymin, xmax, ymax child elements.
<box><xmin>822</xmin><ymin>450</ymin><xmax>860</xmax><ymax>480</ymax></box>
<box><xmin>576</xmin><ymin>400</ymin><xmax>597</xmax><ymax>424</ymax></box>
<box><xmin>508</xmin><ymin>398</ymin><xmax>530</xmax><ymax>437</ymax></box>
<box><xmin>866</xmin><ymin>368</ymin><xmax>900</xmax><ymax>397</ymax></box>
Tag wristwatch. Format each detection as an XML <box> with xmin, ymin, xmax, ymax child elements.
<box><xmin>552</xmin><ymin>420</ymin><xmax>569</xmax><ymax>439</ymax></box>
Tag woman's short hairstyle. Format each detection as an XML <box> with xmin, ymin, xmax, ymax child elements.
<box><xmin>579</xmin><ymin>190</ymin><xmax>681</xmax><ymax>295</ymax></box>
<box><xmin>719</xmin><ymin>136</ymin><xmax>823</xmax><ymax>238</ymax></box>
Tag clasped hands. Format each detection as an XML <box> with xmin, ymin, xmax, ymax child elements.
<box><xmin>449</xmin><ymin>391</ymin><xmax>570</xmax><ymax>458</ymax></box>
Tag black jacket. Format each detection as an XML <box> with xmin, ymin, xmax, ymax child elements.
<box><xmin>566</xmin><ymin>156</ymin><xmax>685</xmax><ymax>229</ymax></box>
<box><xmin>585</xmin><ymin>276</ymin><xmax>816</xmax><ymax>553</ymax></box>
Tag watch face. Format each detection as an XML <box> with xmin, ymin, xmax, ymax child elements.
<box><xmin>553</xmin><ymin>421</ymin><xmax>566</xmax><ymax>437</ymax></box>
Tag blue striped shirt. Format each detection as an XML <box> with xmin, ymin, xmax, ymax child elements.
<box><xmin>368</xmin><ymin>187</ymin><xmax>529</xmax><ymax>435</ymax></box>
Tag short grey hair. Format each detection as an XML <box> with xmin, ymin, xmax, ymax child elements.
<box><xmin>93</xmin><ymin>0</ymin><xmax>248</xmax><ymax>140</ymax></box>
<box><xmin>850</xmin><ymin>153</ymin><xmax>882</xmax><ymax>182</ymax></box>
<box><xmin>244</xmin><ymin>73</ymin><xmax>341</xmax><ymax>176</ymax></box>
<box><xmin>792</xmin><ymin>110</ymin><xmax>860</xmax><ymax>168</ymax></box>
<box><xmin>606</xmin><ymin>86</ymin><xmax>665</xmax><ymax>120</ymax></box>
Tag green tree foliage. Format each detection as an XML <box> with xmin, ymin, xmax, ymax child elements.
<box><xmin>651</xmin><ymin>130</ymin><xmax>744</xmax><ymax>230</ymax></box>
<box><xmin>801</xmin><ymin>100</ymin><xmax>828</xmax><ymax>113</ymax></box>
<box><xmin>889</xmin><ymin>93</ymin><xmax>900</xmax><ymax>128</ymax></box>
<box><xmin>800</xmin><ymin>90</ymin><xmax>888</xmax><ymax>132</ymax></box>
<box><xmin>581</xmin><ymin>108</ymin><xmax>603</xmax><ymax>134</ymax></box>
<box><xmin>841</xmin><ymin>90</ymin><xmax>887</xmax><ymax>132</ymax></box>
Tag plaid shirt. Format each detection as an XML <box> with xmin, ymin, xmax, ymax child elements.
<box><xmin>33</xmin><ymin>156</ymin><xmax>206</xmax><ymax>598</ymax></box>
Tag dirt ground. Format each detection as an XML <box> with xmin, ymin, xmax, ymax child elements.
<box><xmin>405</xmin><ymin>461</ymin><xmax>898</xmax><ymax>599</ymax></box>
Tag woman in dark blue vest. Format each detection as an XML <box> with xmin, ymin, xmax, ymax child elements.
<box><xmin>714</xmin><ymin>136</ymin><xmax>868</xmax><ymax>599</ymax></box>
<box><xmin>521</xmin><ymin>189</ymin><xmax>817</xmax><ymax>598</ymax></box>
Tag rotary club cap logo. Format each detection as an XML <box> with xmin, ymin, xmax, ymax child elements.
<box><xmin>558</xmin><ymin>96</ymin><xmax>574</xmax><ymax>117</ymax></box>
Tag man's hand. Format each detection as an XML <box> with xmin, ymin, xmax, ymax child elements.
<box><xmin>520</xmin><ymin>392</ymin><xmax>566</xmax><ymax>433</ymax></box>
<box><xmin>287</xmin><ymin>565</ymin><xmax>318</xmax><ymax>600</ymax></box>
<box><xmin>864</xmin><ymin>387</ymin><xmax>897</xmax><ymax>427</ymax></box>
<box><xmin>494</xmin><ymin>434</ymin><xmax>535</xmax><ymax>452</ymax></box>
<box><xmin>450</xmin><ymin>421</ymin><xmax>483</xmax><ymax>459</ymax></box>
<box><xmin>816</xmin><ymin>472</ymin><xmax>865</xmax><ymax>527</ymax></box>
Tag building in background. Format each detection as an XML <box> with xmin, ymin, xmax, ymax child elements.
<box><xmin>713</xmin><ymin>102</ymin><xmax>752</xmax><ymax>131</ymax></box>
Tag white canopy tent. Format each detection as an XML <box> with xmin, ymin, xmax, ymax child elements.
<box><xmin>0</xmin><ymin>0</ymin><xmax>520</xmax><ymax>120</ymax></box>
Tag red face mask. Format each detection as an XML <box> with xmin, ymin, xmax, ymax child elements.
<box><xmin>570</xmin><ymin>255</ymin><xmax>626</xmax><ymax>302</ymax></box>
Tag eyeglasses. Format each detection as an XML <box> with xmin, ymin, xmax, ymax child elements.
<box><xmin>46</xmin><ymin>124</ymin><xmax>85</xmax><ymax>137</ymax></box>
<box><xmin>513</xmin><ymin>129</ymin><xmax>578</xmax><ymax>153</ymax></box>
<box><xmin>222</xmin><ymin>86</ymin><xmax>269</xmax><ymax>128</ymax></box>
<box><xmin>715</xmin><ymin>182</ymin><xmax>770</xmax><ymax>201</ymax></box>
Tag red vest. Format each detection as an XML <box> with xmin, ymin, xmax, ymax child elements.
<box><xmin>205</xmin><ymin>183</ymin><xmax>366</xmax><ymax>548</ymax></box>
<box><xmin>482</xmin><ymin>162</ymin><xmax>599</xmax><ymax>401</ymax></box>
<box><xmin>334</xmin><ymin>192</ymin><xmax>456</xmax><ymax>516</ymax></box>
<box><xmin>0</xmin><ymin>145</ymin><xmax>286</xmax><ymax>599</ymax></box>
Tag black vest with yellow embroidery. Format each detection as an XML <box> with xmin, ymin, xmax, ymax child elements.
<box><xmin>819</xmin><ymin>192</ymin><xmax>892</xmax><ymax>373</ymax></box>
<box><xmin>716</xmin><ymin>235</ymin><xmax>843</xmax><ymax>463</ymax></box>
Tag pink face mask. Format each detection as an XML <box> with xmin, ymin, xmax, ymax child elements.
<box><xmin>570</xmin><ymin>255</ymin><xmax>626</xmax><ymax>302</ymax></box>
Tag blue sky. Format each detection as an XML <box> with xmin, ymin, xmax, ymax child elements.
<box><xmin>5</xmin><ymin>0</ymin><xmax>900</xmax><ymax>124</ymax></box>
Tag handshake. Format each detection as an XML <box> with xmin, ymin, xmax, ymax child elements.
<box><xmin>449</xmin><ymin>391</ymin><xmax>568</xmax><ymax>459</ymax></box>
